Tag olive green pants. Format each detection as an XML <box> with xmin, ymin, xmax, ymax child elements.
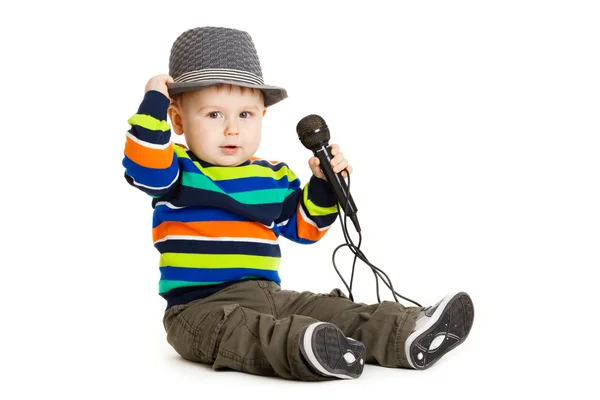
<box><xmin>163</xmin><ymin>280</ymin><xmax>421</xmax><ymax>381</ymax></box>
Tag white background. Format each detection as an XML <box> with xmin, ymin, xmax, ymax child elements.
<box><xmin>1</xmin><ymin>0</ymin><xmax>598</xmax><ymax>398</ymax></box>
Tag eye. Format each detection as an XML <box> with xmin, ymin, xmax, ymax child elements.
<box><xmin>208</xmin><ymin>111</ymin><xmax>222</xmax><ymax>118</ymax></box>
<box><xmin>239</xmin><ymin>111</ymin><xmax>252</xmax><ymax>119</ymax></box>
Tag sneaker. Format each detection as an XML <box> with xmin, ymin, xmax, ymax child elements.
<box><xmin>405</xmin><ymin>292</ymin><xmax>474</xmax><ymax>370</ymax></box>
<box><xmin>299</xmin><ymin>322</ymin><xmax>366</xmax><ymax>379</ymax></box>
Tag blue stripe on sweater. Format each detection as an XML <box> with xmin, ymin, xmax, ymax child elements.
<box><xmin>122</xmin><ymin>154</ymin><xmax>179</xmax><ymax>188</ymax></box>
<box><xmin>215</xmin><ymin>176</ymin><xmax>291</xmax><ymax>192</ymax></box>
<box><xmin>160</xmin><ymin>266</ymin><xmax>281</xmax><ymax>283</ymax></box>
<box><xmin>178</xmin><ymin>160</ymin><xmax>292</xmax><ymax>193</ymax></box>
<box><xmin>172</xmin><ymin>186</ymin><xmax>283</xmax><ymax>225</ymax></box>
<box><xmin>152</xmin><ymin>205</ymin><xmax>253</xmax><ymax>227</ymax></box>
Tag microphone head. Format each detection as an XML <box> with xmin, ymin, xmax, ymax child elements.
<box><xmin>296</xmin><ymin>114</ymin><xmax>330</xmax><ymax>150</ymax></box>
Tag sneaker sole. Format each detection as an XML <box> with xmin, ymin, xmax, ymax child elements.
<box><xmin>300</xmin><ymin>322</ymin><xmax>366</xmax><ymax>379</ymax></box>
<box><xmin>405</xmin><ymin>292</ymin><xmax>474</xmax><ymax>370</ymax></box>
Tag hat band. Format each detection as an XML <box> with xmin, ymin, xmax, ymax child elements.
<box><xmin>174</xmin><ymin>68</ymin><xmax>265</xmax><ymax>86</ymax></box>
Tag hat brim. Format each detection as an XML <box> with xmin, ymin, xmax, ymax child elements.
<box><xmin>167</xmin><ymin>80</ymin><xmax>287</xmax><ymax>107</ymax></box>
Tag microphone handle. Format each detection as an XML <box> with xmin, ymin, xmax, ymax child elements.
<box><xmin>314</xmin><ymin>145</ymin><xmax>361</xmax><ymax>232</ymax></box>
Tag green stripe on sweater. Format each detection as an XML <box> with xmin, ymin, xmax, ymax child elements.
<box><xmin>201</xmin><ymin>163</ymin><xmax>298</xmax><ymax>181</ymax></box>
<box><xmin>302</xmin><ymin>181</ymin><xmax>339</xmax><ymax>216</ymax></box>
<box><xmin>160</xmin><ymin>253</ymin><xmax>281</xmax><ymax>270</ymax></box>
<box><xmin>181</xmin><ymin>171</ymin><xmax>294</xmax><ymax>204</ymax></box>
<box><xmin>158</xmin><ymin>279</ymin><xmax>220</xmax><ymax>293</ymax></box>
<box><xmin>127</xmin><ymin>114</ymin><xmax>170</xmax><ymax>132</ymax></box>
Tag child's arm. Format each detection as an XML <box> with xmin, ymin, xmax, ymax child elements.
<box><xmin>276</xmin><ymin>145</ymin><xmax>352</xmax><ymax>243</ymax></box>
<box><xmin>123</xmin><ymin>75</ymin><xmax>180</xmax><ymax>197</ymax></box>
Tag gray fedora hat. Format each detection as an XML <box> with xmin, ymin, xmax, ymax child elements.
<box><xmin>167</xmin><ymin>27</ymin><xmax>288</xmax><ymax>107</ymax></box>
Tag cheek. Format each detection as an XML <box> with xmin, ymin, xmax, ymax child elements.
<box><xmin>247</xmin><ymin>120</ymin><xmax>262</xmax><ymax>140</ymax></box>
<box><xmin>186</xmin><ymin>120</ymin><xmax>218</xmax><ymax>146</ymax></box>
<box><xmin>190</xmin><ymin>134</ymin><xmax>215</xmax><ymax>150</ymax></box>
<box><xmin>248</xmin><ymin>130</ymin><xmax>261</xmax><ymax>147</ymax></box>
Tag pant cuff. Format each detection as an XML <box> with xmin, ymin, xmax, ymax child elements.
<box><xmin>394</xmin><ymin>306</ymin><xmax>422</xmax><ymax>368</ymax></box>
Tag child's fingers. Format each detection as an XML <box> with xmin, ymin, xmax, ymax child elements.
<box><xmin>310</xmin><ymin>157</ymin><xmax>320</xmax><ymax>167</ymax></box>
<box><xmin>330</xmin><ymin>143</ymin><xmax>340</xmax><ymax>156</ymax></box>
<box><xmin>311</xmin><ymin>151</ymin><xmax>352</xmax><ymax>180</ymax></box>
<box><xmin>332</xmin><ymin>158</ymin><xmax>348</xmax><ymax>173</ymax></box>
<box><xmin>145</xmin><ymin>74</ymin><xmax>174</xmax><ymax>99</ymax></box>
<box><xmin>329</xmin><ymin>152</ymin><xmax>346</xmax><ymax>170</ymax></box>
<box><xmin>309</xmin><ymin>157</ymin><xmax>325</xmax><ymax>179</ymax></box>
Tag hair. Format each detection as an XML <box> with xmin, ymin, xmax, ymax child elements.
<box><xmin>171</xmin><ymin>84</ymin><xmax>265</xmax><ymax>109</ymax></box>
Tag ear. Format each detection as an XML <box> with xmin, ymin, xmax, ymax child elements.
<box><xmin>168</xmin><ymin>102</ymin><xmax>184</xmax><ymax>135</ymax></box>
<box><xmin>262</xmin><ymin>108</ymin><xmax>267</xmax><ymax>117</ymax></box>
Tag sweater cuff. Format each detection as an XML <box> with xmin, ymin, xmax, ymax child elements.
<box><xmin>137</xmin><ymin>90</ymin><xmax>170</xmax><ymax>120</ymax></box>
<box><xmin>308</xmin><ymin>175</ymin><xmax>338</xmax><ymax>207</ymax></box>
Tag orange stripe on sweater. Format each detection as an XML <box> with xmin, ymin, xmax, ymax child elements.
<box><xmin>296</xmin><ymin>207</ymin><xmax>328</xmax><ymax>242</ymax></box>
<box><xmin>153</xmin><ymin>221</ymin><xmax>277</xmax><ymax>242</ymax></box>
<box><xmin>125</xmin><ymin>137</ymin><xmax>174</xmax><ymax>169</ymax></box>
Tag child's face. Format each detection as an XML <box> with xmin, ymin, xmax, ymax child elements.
<box><xmin>175</xmin><ymin>85</ymin><xmax>265</xmax><ymax>166</ymax></box>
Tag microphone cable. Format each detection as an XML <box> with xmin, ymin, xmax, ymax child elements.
<box><xmin>330</xmin><ymin>169</ymin><xmax>422</xmax><ymax>307</ymax></box>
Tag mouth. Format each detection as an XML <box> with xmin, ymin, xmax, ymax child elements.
<box><xmin>220</xmin><ymin>145</ymin><xmax>240</xmax><ymax>155</ymax></box>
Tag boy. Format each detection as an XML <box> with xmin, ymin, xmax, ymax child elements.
<box><xmin>123</xmin><ymin>26</ymin><xmax>474</xmax><ymax>381</ymax></box>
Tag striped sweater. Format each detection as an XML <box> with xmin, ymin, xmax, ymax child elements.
<box><xmin>123</xmin><ymin>90</ymin><xmax>339</xmax><ymax>302</ymax></box>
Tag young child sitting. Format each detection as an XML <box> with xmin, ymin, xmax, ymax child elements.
<box><xmin>123</xmin><ymin>26</ymin><xmax>474</xmax><ymax>381</ymax></box>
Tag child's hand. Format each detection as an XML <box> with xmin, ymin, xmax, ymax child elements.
<box><xmin>309</xmin><ymin>144</ymin><xmax>353</xmax><ymax>181</ymax></box>
<box><xmin>144</xmin><ymin>74</ymin><xmax>174</xmax><ymax>99</ymax></box>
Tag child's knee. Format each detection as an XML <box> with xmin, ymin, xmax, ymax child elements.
<box><xmin>164</xmin><ymin>303</ymin><xmax>242</xmax><ymax>364</ymax></box>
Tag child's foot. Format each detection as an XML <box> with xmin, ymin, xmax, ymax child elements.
<box><xmin>300</xmin><ymin>322</ymin><xmax>365</xmax><ymax>379</ymax></box>
<box><xmin>405</xmin><ymin>292</ymin><xmax>474</xmax><ymax>370</ymax></box>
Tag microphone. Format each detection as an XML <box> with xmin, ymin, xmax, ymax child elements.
<box><xmin>296</xmin><ymin>114</ymin><xmax>361</xmax><ymax>232</ymax></box>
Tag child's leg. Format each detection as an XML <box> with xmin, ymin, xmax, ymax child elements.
<box><xmin>162</xmin><ymin>280</ymin><xmax>364</xmax><ymax>380</ymax></box>
<box><xmin>265</xmin><ymin>282</ymin><xmax>473</xmax><ymax>369</ymax></box>
<box><xmin>264</xmin><ymin>282</ymin><xmax>421</xmax><ymax>368</ymax></box>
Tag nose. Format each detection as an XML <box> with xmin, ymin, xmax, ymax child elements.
<box><xmin>225</xmin><ymin>116</ymin><xmax>239</xmax><ymax>136</ymax></box>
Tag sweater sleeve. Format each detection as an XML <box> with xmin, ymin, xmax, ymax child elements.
<box><xmin>122</xmin><ymin>90</ymin><xmax>180</xmax><ymax>197</ymax></box>
<box><xmin>276</xmin><ymin>169</ymin><xmax>339</xmax><ymax>244</ymax></box>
